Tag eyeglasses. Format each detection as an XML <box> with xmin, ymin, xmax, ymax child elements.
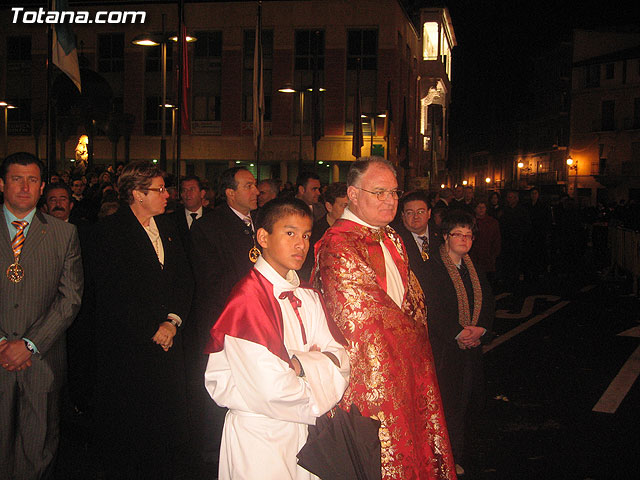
<box><xmin>448</xmin><ymin>232</ymin><xmax>474</xmax><ymax>241</ymax></box>
<box><xmin>354</xmin><ymin>187</ymin><xmax>403</xmax><ymax>201</ymax></box>
<box><xmin>145</xmin><ymin>186</ymin><xmax>167</xmax><ymax>194</ymax></box>
<box><xmin>403</xmin><ymin>209</ymin><xmax>428</xmax><ymax>216</ymax></box>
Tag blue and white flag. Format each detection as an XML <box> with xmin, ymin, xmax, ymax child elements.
<box><xmin>52</xmin><ymin>0</ymin><xmax>81</xmax><ymax>92</ymax></box>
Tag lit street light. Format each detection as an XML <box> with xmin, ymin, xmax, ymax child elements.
<box><xmin>132</xmin><ymin>16</ymin><xmax>196</xmax><ymax>171</ymax></box>
<box><xmin>0</xmin><ymin>101</ymin><xmax>17</xmax><ymax>159</ymax></box>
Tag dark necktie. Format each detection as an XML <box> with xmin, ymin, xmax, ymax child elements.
<box><xmin>419</xmin><ymin>235</ymin><xmax>429</xmax><ymax>260</ymax></box>
<box><xmin>279</xmin><ymin>291</ymin><xmax>307</xmax><ymax>345</ymax></box>
<box><xmin>189</xmin><ymin>212</ymin><xmax>198</xmax><ymax>229</ymax></box>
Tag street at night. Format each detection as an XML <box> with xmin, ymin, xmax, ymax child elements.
<box><xmin>53</xmin><ymin>257</ymin><xmax>640</xmax><ymax>479</ymax></box>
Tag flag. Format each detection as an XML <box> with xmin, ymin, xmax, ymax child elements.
<box><xmin>52</xmin><ymin>0</ymin><xmax>81</xmax><ymax>92</ymax></box>
<box><xmin>398</xmin><ymin>96</ymin><xmax>409</xmax><ymax>167</ymax></box>
<box><xmin>383</xmin><ymin>81</ymin><xmax>392</xmax><ymax>142</ymax></box>
<box><xmin>311</xmin><ymin>30</ymin><xmax>322</xmax><ymax>151</ymax></box>
<box><xmin>352</xmin><ymin>60</ymin><xmax>363</xmax><ymax>159</ymax></box>
<box><xmin>180</xmin><ymin>23</ymin><xmax>191</xmax><ymax>134</ymax></box>
<box><xmin>253</xmin><ymin>3</ymin><xmax>265</xmax><ymax>150</ymax></box>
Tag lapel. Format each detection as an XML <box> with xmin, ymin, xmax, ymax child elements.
<box><xmin>19</xmin><ymin>211</ymin><xmax>49</xmax><ymax>262</ymax></box>
<box><xmin>157</xmin><ymin>215</ymin><xmax>176</xmax><ymax>273</ymax></box>
<box><xmin>0</xmin><ymin>209</ymin><xmax>12</xmax><ymax>260</ymax></box>
<box><xmin>119</xmin><ymin>206</ymin><xmax>164</xmax><ymax>274</ymax></box>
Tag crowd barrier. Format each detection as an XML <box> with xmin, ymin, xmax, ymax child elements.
<box><xmin>609</xmin><ymin>226</ymin><xmax>640</xmax><ymax>295</ymax></box>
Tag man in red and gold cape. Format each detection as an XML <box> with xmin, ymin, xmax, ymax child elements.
<box><xmin>312</xmin><ymin>157</ymin><xmax>456</xmax><ymax>480</ymax></box>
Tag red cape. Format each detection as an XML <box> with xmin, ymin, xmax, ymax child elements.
<box><xmin>204</xmin><ymin>268</ymin><xmax>346</xmax><ymax>367</ymax></box>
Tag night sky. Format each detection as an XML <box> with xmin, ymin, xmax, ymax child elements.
<box><xmin>425</xmin><ymin>0</ymin><xmax>640</xmax><ymax>152</ymax></box>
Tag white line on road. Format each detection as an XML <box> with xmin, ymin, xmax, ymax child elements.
<box><xmin>592</xmin><ymin>344</ymin><xmax>640</xmax><ymax>414</ymax></box>
<box><xmin>496</xmin><ymin>295</ymin><xmax>561</xmax><ymax>319</ymax></box>
<box><xmin>483</xmin><ymin>301</ymin><xmax>571</xmax><ymax>353</ymax></box>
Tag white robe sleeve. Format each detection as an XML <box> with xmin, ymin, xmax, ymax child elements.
<box><xmin>205</xmin><ymin>335</ymin><xmax>348</xmax><ymax>426</ymax></box>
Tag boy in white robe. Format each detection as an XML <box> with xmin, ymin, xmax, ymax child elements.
<box><xmin>204</xmin><ymin>197</ymin><xmax>350</xmax><ymax>480</ymax></box>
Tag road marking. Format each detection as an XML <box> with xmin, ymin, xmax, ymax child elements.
<box><xmin>592</xmin><ymin>325</ymin><xmax>640</xmax><ymax>414</ymax></box>
<box><xmin>483</xmin><ymin>301</ymin><xmax>571</xmax><ymax>353</ymax></box>
<box><xmin>592</xmin><ymin>345</ymin><xmax>640</xmax><ymax>414</ymax></box>
<box><xmin>495</xmin><ymin>295</ymin><xmax>561</xmax><ymax>319</ymax></box>
<box><xmin>580</xmin><ymin>285</ymin><xmax>596</xmax><ymax>293</ymax></box>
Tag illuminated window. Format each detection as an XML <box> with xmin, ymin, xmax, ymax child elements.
<box><xmin>423</xmin><ymin>22</ymin><xmax>438</xmax><ymax>60</ymax></box>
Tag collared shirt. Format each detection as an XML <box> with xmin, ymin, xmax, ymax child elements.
<box><xmin>340</xmin><ymin>207</ymin><xmax>405</xmax><ymax>307</ymax></box>
<box><xmin>410</xmin><ymin>227</ymin><xmax>429</xmax><ymax>251</ymax></box>
<box><xmin>185</xmin><ymin>206</ymin><xmax>204</xmax><ymax>229</ymax></box>
<box><xmin>229</xmin><ymin>205</ymin><xmax>254</xmax><ymax>231</ymax></box>
<box><xmin>3</xmin><ymin>205</ymin><xmax>37</xmax><ymax>240</ymax></box>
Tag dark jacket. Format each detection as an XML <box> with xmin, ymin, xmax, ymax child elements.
<box><xmin>188</xmin><ymin>203</ymin><xmax>256</xmax><ymax>346</ymax></box>
<box><xmin>85</xmin><ymin>206</ymin><xmax>194</xmax><ymax>453</ymax></box>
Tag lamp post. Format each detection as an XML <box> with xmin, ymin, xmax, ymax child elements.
<box><xmin>361</xmin><ymin>112</ymin><xmax>386</xmax><ymax>156</ymax></box>
<box><xmin>0</xmin><ymin>101</ymin><xmax>17</xmax><ymax>159</ymax></box>
<box><xmin>132</xmin><ymin>16</ymin><xmax>195</xmax><ymax>171</ymax></box>
<box><xmin>278</xmin><ymin>84</ymin><xmax>325</xmax><ymax>174</ymax></box>
<box><xmin>566</xmin><ymin>157</ymin><xmax>578</xmax><ymax>197</ymax></box>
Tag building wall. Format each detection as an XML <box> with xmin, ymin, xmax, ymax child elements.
<box><xmin>1</xmin><ymin>1</ymin><xmax>454</xmax><ymax>186</ymax></box>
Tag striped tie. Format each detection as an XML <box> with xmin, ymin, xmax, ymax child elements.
<box><xmin>419</xmin><ymin>235</ymin><xmax>430</xmax><ymax>261</ymax></box>
<box><xmin>11</xmin><ymin>220</ymin><xmax>29</xmax><ymax>258</ymax></box>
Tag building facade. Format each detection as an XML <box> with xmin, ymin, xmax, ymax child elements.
<box><xmin>1</xmin><ymin>0</ymin><xmax>455</xmax><ymax>188</ymax></box>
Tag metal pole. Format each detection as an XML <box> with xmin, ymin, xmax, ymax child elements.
<box><xmin>160</xmin><ymin>13</ymin><xmax>167</xmax><ymax>171</ymax></box>
<box><xmin>298</xmin><ymin>91</ymin><xmax>304</xmax><ymax>174</ymax></box>
<box><xmin>2</xmin><ymin>107</ymin><xmax>7</xmax><ymax>159</ymax></box>
<box><xmin>370</xmin><ymin>115</ymin><xmax>374</xmax><ymax>154</ymax></box>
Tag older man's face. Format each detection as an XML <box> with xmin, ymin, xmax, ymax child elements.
<box><xmin>348</xmin><ymin>163</ymin><xmax>398</xmax><ymax>227</ymax></box>
<box><xmin>258</xmin><ymin>181</ymin><xmax>277</xmax><ymax>207</ymax></box>
<box><xmin>45</xmin><ymin>187</ymin><xmax>73</xmax><ymax>221</ymax></box>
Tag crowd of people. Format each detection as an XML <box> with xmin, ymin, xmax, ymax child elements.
<box><xmin>0</xmin><ymin>151</ymin><xmax>609</xmax><ymax>480</ymax></box>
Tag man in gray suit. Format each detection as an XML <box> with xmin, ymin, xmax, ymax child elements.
<box><xmin>0</xmin><ymin>152</ymin><xmax>83</xmax><ymax>480</ymax></box>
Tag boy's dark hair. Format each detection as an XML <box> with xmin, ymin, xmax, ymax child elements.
<box><xmin>255</xmin><ymin>197</ymin><xmax>313</xmax><ymax>234</ymax></box>
<box><xmin>1</xmin><ymin>152</ymin><xmax>44</xmax><ymax>181</ymax></box>
<box><xmin>323</xmin><ymin>182</ymin><xmax>347</xmax><ymax>205</ymax></box>
<box><xmin>441</xmin><ymin>210</ymin><xmax>477</xmax><ymax>236</ymax></box>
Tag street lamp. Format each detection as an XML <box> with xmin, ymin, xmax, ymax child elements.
<box><xmin>0</xmin><ymin>101</ymin><xmax>17</xmax><ymax>159</ymax></box>
<box><xmin>132</xmin><ymin>15</ymin><xmax>196</xmax><ymax>171</ymax></box>
<box><xmin>160</xmin><ymin>103</ymin><xmax>178</xmax><ymax>173</ymax></box>
<box><xmin>278</xmin><ymin>84</ymin><xmax>325</xmax><ymax>173</ymax></box>
<box><xmin>566</xmin><ymin>157</ymin><xmax>578</xmax><ymax>196</ymax></box>
<box><xmin>361</xmin><ymin>112</ymin><xmax>386</xmax><ymax>156</ymax></box>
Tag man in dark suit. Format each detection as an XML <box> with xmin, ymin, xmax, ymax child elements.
<box><xmin>295</xmin><ymin>171</ymin><xmax>325</xmax><ymax>221</ymax></box>
<box><xmin>168</xmin><ymin>175</ymin><xmax>209</xmax><ymax>250</ymax></box>
<box><xmin>187</xmin><ymin>166</ymin><xmax>259</xmax><ymax>475</ymax></box>
<box><xmin>435</xmin><ymin>187</ymin><xmax>453</xmax><ymax>210</ymax></box>
<box><xmin>392</xmin><ymin>190</ymin><xmax>442</xmax><ymax>293</ymax></box>
<box><xmin>0</xmin><ymin>153</ymin><xmax>83</xmax><ymax>480</ymax></box>
<box><xmin>298</xmin><ymin>182</ymin><xmax>348</xmax><ymax>281</ymax></box>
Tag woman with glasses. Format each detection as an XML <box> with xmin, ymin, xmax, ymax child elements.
<box><xmin>422</xmin><ymin>210</ymin><xmax>494</xmax><ymax>477</ymax></box>
<box><xmin>85</xmin><ymin>161</ymin><xmax>193</xmax><ymax>479</ymax></box>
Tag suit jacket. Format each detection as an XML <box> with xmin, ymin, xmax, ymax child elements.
<box><xmin>390</xmin><ymin>219</ymin><xmax>442</xmax><ymax>295</ymax></box>
<box><xmin>85</xmin><ymin>206</ymin><xmax>193</xmax><ymax>450</ymax></box>
<box><xmin>188</xmin><ymin>203</ymin><xmax>256</xmax><ymax>349</ymax></box>
<box><xmin>166</xmin><ymin>206</ymin><xmax>212</xmax><ymax>255</ymax></box>
<box><xmin>0</xmin><ymin>210</ymin><xmax>83</xmax><ymax>393</ymax></box>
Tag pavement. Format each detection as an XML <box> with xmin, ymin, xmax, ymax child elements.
<box><xmin>54</xmin><ymin>260</ymin><xmax>640</xmax><ymax>479</ymax></box>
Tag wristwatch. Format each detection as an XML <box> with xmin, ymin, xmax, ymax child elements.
<box><xmin>23</xmin><ymin>340</ymin><xmax>37</xmax><ymax>354</ymax></box>
<box><xmin>167</xmin><ymin>317</ymin><xmax>182</xmax><ymax>328</ymax></box>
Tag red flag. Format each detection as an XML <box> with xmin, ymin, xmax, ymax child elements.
<box><xmin>352</xmin><ymin>61</ymin><xmax>363</xmax><ymax>159</ymax></box>
<box><xmin>181</xmin><ymin>23</ymin><xmax>191</xmax><ymax>134</ymax></box>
